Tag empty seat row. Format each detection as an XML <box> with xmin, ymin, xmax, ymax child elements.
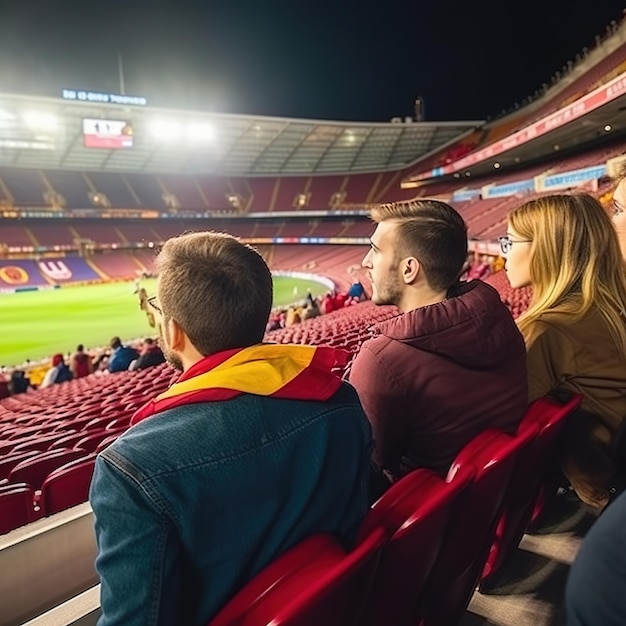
<box><xmin>0</xmin><ymin>453</ymin><xmax>97</xmax><ymax>534</ymax></box>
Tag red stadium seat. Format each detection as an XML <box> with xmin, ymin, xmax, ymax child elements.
<box><xmin>0</xmin><ymin>450</ymin><xmax>41</xmax><ymax>482</ymax></box>
<box><xmin>7</xmin><ymin>424</ymin><xmax>54</xmax><ymax>440</ymax></box>
<box><xmin>479</xmin><ymin>393</ymin><xmax>584</xmax><ymax>591</ymax></box>
<box><xmin>11</xmin><ymin>431</ymin><xmax>78</xmax><ymax>454</ymax></box>
<box><xmin>49</xmin><ymin>431</ymin><xmax>90</xmax><ymax>451</ymax></box>
<box><xmin>8</xmin><ymin>448</ymin><xmax>88</xmax><ymax>490</ymax></box>
<box><xmin>0</xmin><ymin>483</ymin><xmax>37</xmax><ymax>535</ymax></box>
<box><xmin>64</xmin><ymin>416</ymin><xmax>101</xmax><ymax>431</ymax></box>
<box><xmin>208</xmin><ymin>527</ymin><xmax>387</xmax><ymax>626</ymax></box>
<box><xmin>356</xmin><ymin>468</ymin><xmax>472</xmax><ymax>626</ymax></box>
<box><xmin>40</xmin><ymin>453</ymin><xmax>97</xmax><ymax>516</ymax></box>
<box><xmin>421</xmin><ymin>429</ymin><xmax>523</xmax><ymax>626</ymax></box>
<box><xmin>74</xmin><ymin>429</ymin><xmax>124</xmax><ymax>453</ymax></box>
<box><xmin>105</xmin><ymin>415</ymin><xmax>132</xmax><ymax>430</ymax></box>
<box><xmin>527</xmin><ymin>395</ymin><xmax>587</xmax><ymax>529</ymax></box>
<box><xmin>83</xmin><ymin>416</ymin><xmax>117</xmax><ymax>431</ymax></box>
<box><xmin>0</xmin><ymin>440</ymin><xmax>21</xmax><ymax>456</ymax></box>
<box><xmin>95</xmin><ymin>431</ymin><xmax>125</xmax><ymax>453</ymax></box>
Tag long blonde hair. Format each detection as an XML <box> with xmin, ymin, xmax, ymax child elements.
<box><xmin>509</xmin><ymin>193</ymin><xmax>626</xmax><ymax>351</ymax></box>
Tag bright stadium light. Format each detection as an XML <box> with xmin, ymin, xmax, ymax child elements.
<box><xmin>186</xmin><ymin>122</ymin><xmax>214</xmax><ymax>142</ymax></box>
<box><xmin>149</xmin><ymin>119</ymin><xmax>182</xmax><ymax>141</ymax></box>
<box><xmin>23</xmin><ymin>111</ymin><xmax>58</xmax><ymax>130</ymax></box>
<box><xmin>0</xmin><ymin>109</ymin><xmax>14</xmax><ymax>129</ymax></box>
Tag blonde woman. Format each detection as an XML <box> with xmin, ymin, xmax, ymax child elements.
<box><xmin>501</xmin><ymin>193</ymin><xmax>626</xmax><ymax>510</ymax></box>
<box><xmin>611</xmin><ymin>160</ymin><xmax>626</xmax><ymax>261</ymax></box>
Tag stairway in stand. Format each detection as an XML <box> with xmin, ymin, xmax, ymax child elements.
<box><xmin>461</xmin><ymin>493</ymin><xmax>598</xmax><ymax>626</ymax></box>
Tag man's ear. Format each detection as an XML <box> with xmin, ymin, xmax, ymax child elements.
<box><xmin>402</xmin><ymin>256</ymin><xmax>420</xmax><ymax>284</ymax></box>
<box><xmin>167</xmin><ymin>318</ymin><xmax>186</xmax><ymax>351</ymax></box>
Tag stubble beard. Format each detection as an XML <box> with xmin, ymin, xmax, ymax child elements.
<box><xmin>372</xmin><ymin>267</ymin><xmax>403</xmax><ymax>307</ymax></box>
<box><xmin>159</xmin><ymin>323</ymin><xmax>184</xmax><ymax>372</ymax></box>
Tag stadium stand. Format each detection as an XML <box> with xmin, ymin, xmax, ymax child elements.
<box><xmin>3</xmin><ymin>14</ymin><xmax>626</xmax><ymax>625</ymax></box>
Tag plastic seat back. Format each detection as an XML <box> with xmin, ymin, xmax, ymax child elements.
<box><xmin>422</xmin><ymin>429</ymin><xmax>522</xmax><ymax>626</ymax></box>
<box><xmin>208</xmin><ymin>527</ymin><xmax>387</xmax><ymax>626</ymax></box>
<box><xmin>74</xmin><ymin>430</ymin><xmax>116</xmax><ymax>453</ymax></box>
<box><xmin>10</xmin><ymin>431</ymin><xmax>74</xmax><ymax>454</ymax></box>
<box><xmin>0</xmin><ymin>450</ymin><xmax>41</xmax><ymax>481</ymax></box>
<box><xmin>48</xmin><ymin>431</ymin><xmax>88</xmax><ymax>451</ymax></box>
<box><xmin>95</xmin><ymin>430</ymin><xmax>125</xmax><ymax>453</ymax></box>
<box><xmin>480</xmin><ymin>393</ymin><xmax>584</xmax><ymax>588</ymax></box>
<box><xmin>40</xmin><ymin>453</ymin><xmax>97</xmax><ymax>516</ymax></box>
<box><xmin>357</xmin><ymin>468</ymin><xmax>472</xmax><ymax>626</ymax></box>
<box><xmin>8</xmin><ymin>448</ymin><xmax>87</xmax><ymax>490</ymax></box>
<box><xmin>0</xmin><ymin>483</ymin><xmax>36</xmax><ymax>535</ymax></box>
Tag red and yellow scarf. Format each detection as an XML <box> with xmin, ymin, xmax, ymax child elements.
<box><xmin>132</xmin><ymin>343</ymin><xmax>348</xmax><ymax>425</ymax></box>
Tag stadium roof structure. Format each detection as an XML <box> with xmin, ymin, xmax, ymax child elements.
<box><xmin>0</xmin><ymin>91</ymin><xmax>481</xmax><ymax>177</ymax></box>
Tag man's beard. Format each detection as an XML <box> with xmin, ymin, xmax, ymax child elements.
<box><xmin>372</xmin><ymin>266</ymin><xmax>403</xmax><ymax>307</ymax></box>
<box><xmin>159</xmin><ymin>322</ymin><xmax>184</xmax><ymax>371</ymax></box>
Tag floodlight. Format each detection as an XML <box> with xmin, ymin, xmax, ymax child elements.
<box><xmin>23</xmin><ymin>111</ymin><xmax>58</xmax><ymax>130</ymax></box>
<box><xmin>149</xmin><ymin>119</ymin><xmax>182</xmax><ymax>140</ymax></box>
<box><xmin>186</xmin><ymin>122</ymin><xmax>214</xmax><ymax>142</ymax></box>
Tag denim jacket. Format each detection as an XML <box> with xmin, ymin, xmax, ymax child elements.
<box><xmin>89</xmin><ymin>382</ymin><xmax>372</xmax><ymax>625</ymax></box>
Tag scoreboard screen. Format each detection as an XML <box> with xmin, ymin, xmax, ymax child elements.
<box><xmin>83</xmin><ymin>118</ymin><xmax>133</xmax><ymax>149</ymax></box>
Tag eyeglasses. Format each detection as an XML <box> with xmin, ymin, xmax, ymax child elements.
<box><xmin>612</xmin><ymin>199</ymin><xmax>626</xmax><ymax>217</ymax></box>
<box><xmin>498</xmin><ymin>235</ymin><xmax>532</xmax><ymax>255</ymax></box>
<box><xmin>146</xmin><ymin>295</ymin><xmax>162</xmax><ymax>315</ymax></box>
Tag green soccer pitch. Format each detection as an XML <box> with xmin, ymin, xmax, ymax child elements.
<box><xmin>0</xmin><ymin>276</ymin><xmax>330</xmax><ymax>368</ymax></box>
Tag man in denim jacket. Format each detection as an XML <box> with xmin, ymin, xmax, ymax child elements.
<box><xmin>89</xmin><ymin>232</ymin><xmax>372</xmax><ymax>626</ymax></box>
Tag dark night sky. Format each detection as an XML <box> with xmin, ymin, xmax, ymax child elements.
<box><xmin>0</xmin><ymin>0</ymin><xmax>625</xmax><ymax>122</ymax></box>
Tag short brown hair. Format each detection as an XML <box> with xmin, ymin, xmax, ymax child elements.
<box><xmin>370</xmin><ymin>199</ymin><xmax>468</xmax><ymax>292</ymax></box>
<box><xmin>156</xmin><ymin>231</ymin><xmax>273</xmax><ymax>356</ymax></box>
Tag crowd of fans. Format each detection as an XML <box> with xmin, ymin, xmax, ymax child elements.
<box><xmin>265</xmin><ymin>283</ymin><xmax>367</xmax><ymax>332</ymax></box>
<box><xmin>2</xmin><ymin>170</ymin><xmax>626</xmax><ymax>623</ymax></box>
<box><xmin>1</xmin><ymin>336</ymin><xmax>165</xmax><ymax>398</ymax></box>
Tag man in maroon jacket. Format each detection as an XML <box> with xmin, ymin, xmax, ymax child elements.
<box><xmin>349</xmin><ymin>199</ymin><xmax>527</xmax><ymax>499</ymax></box>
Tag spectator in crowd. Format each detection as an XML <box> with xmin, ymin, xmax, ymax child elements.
<box><xmin>89</xmin><ymin>231</ymin><xmax>372</xmax><ymax>625</ymax></box>
<box><xmin>265</xmin><ymin>310</ymin><xmax>283</xmax><ymax>332</ymax></box>
<box><xmin>611</xmin><ymin>160</ymin><xmax>626</xmax><ymax>261</ymax></box>
<box><xmin>137</xmin><ymin>286</ymin><xmax>148</xmax><ymax>310</ymax></box>
<box><xmin>502</xmin><ymin>193</ymin><xmax>626</xmax><ymax>510</ymax></box>
<box><xmin>70</xmin><ymin>344</ymin><xmax>93</xmax><ymax>378</ymax></box>
<box><xmin>347</xmin><ymin>280</ymin><xmax>366</xmax><ymax>301</ymax></box>
<box><xmin>320</xmin><ymin>290</ymin><xmax>335</xmax><ymax>314</ymax></box>
<box><xmin>0</xmin><ymin>368</ymin><xmax>8</xmax><ymax>400</ymax></box>
<box><xmin>349</xmin><ymin>199</ymin><xmax>527</xmax><ymax>500</ymax></box>
<box><xmin>129</xmin><ymin>337</ymin><xmax>165</xmax><ymax>371</ymax></box>
<box><xmin>40</xmin><ymin>353</ymin><xmax>73</xmax><ymax>388</ymax></box>
<box><xmin>285</xmin><ymin>305</ymin><xmax>302</xmax><ymax>327</ymax></box>
<box><xmin>8</xmin><ymin>369</ymin><xmax>31</xmax><ymax>395</ymax></box>
<box><xmin>334</xmin><ymin>290</ymin><xmax>349</xmax><ymax>309</ymax></box>
<box><xmin>92</xmin><ymin>352</ymin><xmax>109</xmax><ymax>374</ymax></box>
<box><xmin>302</xmin><ymin>297</ymin><xmax>321</xmax><ymax>321</ymax></box>
<box><xmin>565</xmin><ymin>487</ymin><xmax>626</xmax><ymax>625</ymax></box>
<box><xmin>106</xmin><ymin>337</ymin><xmax>139</xmax><ymax>373</ymax></box>
<box><xmin>138</xmin><ymin>287</ymin><xmax>157</xmax><ymax>329</ymax></box>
